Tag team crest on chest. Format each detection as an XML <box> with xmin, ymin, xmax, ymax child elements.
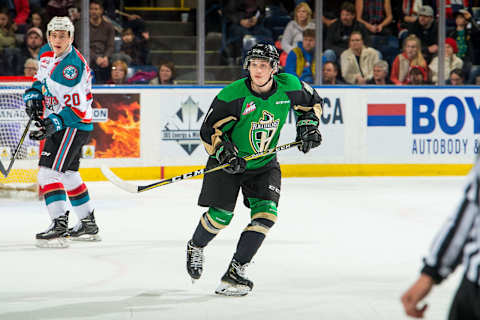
<box><xmin>250</xmin><ymin>111</ymin><xmax>279</xmax><ymax>153</ymax></box>
<box><xmin>63</xmin><ymin>65</ymin><xmax>78</xmax><ymax>80</ymax></box>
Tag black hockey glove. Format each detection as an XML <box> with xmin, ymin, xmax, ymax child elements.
<box><xmin>23</xmin><ymin>88</ymin><xmax>44</xmax><ymax>120</ymax></box>
<box><xmin>29</xmin><ymin>114</ymin><xmax>64</xmax><ymax>141</ymax></box>
<box><xmin>296</xmin><ymin>113</ymin><xmax>322</xmax><ymax>153</ymax></box>
<box><xmin>215</xmin><ymin>140</ymin><xmax>246</xmax><ymax>174</ymax></box>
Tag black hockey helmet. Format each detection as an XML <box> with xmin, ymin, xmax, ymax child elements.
<box><xmin>243</xmin><ymin>43</ymin><xmax>280</xmax><ymax>72</ymax></box>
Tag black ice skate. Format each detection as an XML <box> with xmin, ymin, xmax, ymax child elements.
<box><xmin>186</xmin><ymin>240</ymin><xmax>204</xmax><ymax>282</ymax></box>
<box><xmin>215</xmin><ymin>258</ymin><xmax>254</xmax><ymax>296</ymax></box>
<box><xmin>36</xmin><ymin>212</ymin><xmax>70</xmax><ymax>248</ymax></box>
<box><xmin>69</xmin><ymin>211</ymin><xmax>101</xmax><ymax>241</ymax></box>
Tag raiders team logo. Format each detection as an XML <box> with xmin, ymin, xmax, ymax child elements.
<box><xmin>63</xmin><ymin>65</ymin><xmax>78</xmax><ymax>80</ymax></box>
<box><xmin>250</xmin><ymin>111</ymin><xmax>279</xmax><ymax>153</ymax></box>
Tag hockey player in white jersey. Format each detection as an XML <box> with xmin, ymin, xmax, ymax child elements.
<box><xmin>23</xmin><ymin>16</ymin><xmax>100</xmax><ymax>248</ymax></box>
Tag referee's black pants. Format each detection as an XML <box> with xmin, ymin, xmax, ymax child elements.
<box><xmin>449</xmin><ymin>276</ymin><xmax>480</xmax><ymax>320</ymax></box>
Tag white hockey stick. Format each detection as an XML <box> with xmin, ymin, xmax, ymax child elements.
<box><xmin>101</xmin><ymin>141</ymin><xmax>301</xmax><ymax>193</ymax></box>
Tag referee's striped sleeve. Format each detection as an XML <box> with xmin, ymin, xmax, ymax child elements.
<box><xmin>421</xmin><ymin>167</ymin><xmax>480</xmax><ymax>284</ymax></box>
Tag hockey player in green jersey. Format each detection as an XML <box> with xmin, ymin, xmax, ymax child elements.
<box><xmin>186</xmin><ymin>43</ymin><xmax>322</xmax><ymax>296</ymax></box>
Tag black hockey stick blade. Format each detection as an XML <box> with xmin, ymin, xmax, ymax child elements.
<box><xmin>0</xmin><ymin>117</ymin><xmax>34</xmax><ymax>178</ymax></box>
<box><xmin>101</xmin><ymin>140</ymin><xmax>302</xmax><ymax>193</ymax></box>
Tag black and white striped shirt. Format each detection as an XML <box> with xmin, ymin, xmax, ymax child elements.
<box><xmin>422</xmin><ymin>160</ymin><xmax>480</xmax><ymax>285</ymax></box>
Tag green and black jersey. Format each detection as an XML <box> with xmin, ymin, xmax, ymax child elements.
<box><xmin>200</xmin><ymin>73</ymin><xmax>323</xmax><ymax>170</ymax></box>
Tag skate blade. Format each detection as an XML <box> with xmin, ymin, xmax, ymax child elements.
<box><xmin>70</xmin><ymin>234</ymin><xmax>101</xmax><ymax>242</ymax></box>
<box><xmin>215</xmin><ymin>282</ymin><xmax>251</xmax><ymax>296</ymax></box>
<box><xmin>36</xmin><ymin>237</ymin><xmax>70</xmax><ymax>248</ymax></box>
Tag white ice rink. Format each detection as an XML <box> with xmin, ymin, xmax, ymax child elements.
<box><xmin>0</xmin><ymin>176</ymin><xmax>468</xmax><ymax>320</ymax></box>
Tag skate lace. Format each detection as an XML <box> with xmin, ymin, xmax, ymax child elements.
<box><xmin>232</xmin><ymin>260</ymin><xmax>249</xmax><ymax>278</ymax></box>
<box><xmin>189</xmin><ymin>245</ymin><xmax>204</xmax><ymax>269</ymax></box>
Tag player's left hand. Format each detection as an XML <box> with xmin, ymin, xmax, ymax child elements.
<box><xmin>29</xmin><ymin>114</ymin><xmax>64</xmax><ymax>140</ymax></box>
<box><xmin>296</xmin><ymin>114</ymin><xmax>322</xmax><ymax>153</ymax></box>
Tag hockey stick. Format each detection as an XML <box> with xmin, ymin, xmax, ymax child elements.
<box><xmin>0</xmin><ymin>116</ymin><xmax>34</xmax><ymax>178</ymax></box>
<box><xmin>101</xmin><ymin>140</ymin><xmax>302</xmax><ymax>193</ymax></box>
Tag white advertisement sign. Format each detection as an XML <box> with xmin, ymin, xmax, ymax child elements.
<box><xmin>366</xmin><ymin>89</ymin><xmax>480</xmax><ymax>163</ymax></box>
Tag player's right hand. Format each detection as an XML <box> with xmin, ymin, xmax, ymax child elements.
<box><xmin>29</xmin><ymin>115</ymin><xmax>64</xmax><ymax>140</ymax></box>
<box><xmin>215</xmin><ymin>140</ymin><xmax>246</xmax><ymax>174</ymax></box>
<box><xmin>23</xmin><ymin>88</ymin><xmax>43</xmax><ymax>120</ymax></box>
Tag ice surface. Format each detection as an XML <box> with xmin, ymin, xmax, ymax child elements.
<box><xmin>0</xmin><ymin>177</ymin><xmax>466</xmax><ymax>320</ymax></box>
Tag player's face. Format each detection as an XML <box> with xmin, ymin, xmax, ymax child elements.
<box><xmin>49</xmin><ymin>30</ymin><xmax>72</xmax><ymax>56</ymax></box>
<box><xmin>248</xmin><ymin>59</ymin><xmax>273</xmax><ymax>86</ymax></box>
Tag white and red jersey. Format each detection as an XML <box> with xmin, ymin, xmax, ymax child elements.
<box><xmin>33</xmin><ymin>44</ymin><xmax>93</xmax><ymax>131</ymax></box>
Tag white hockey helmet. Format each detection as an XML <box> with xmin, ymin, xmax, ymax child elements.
<box><xmin>47</xmin><ymin>16</ymin><xmax>74</xmax><ymax>39</ymax></box>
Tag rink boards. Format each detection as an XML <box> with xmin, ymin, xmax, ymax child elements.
<box><xmin>3</xmin><ymin>85</ymin><xmax>480</xmax><ymax>181</ymax></box>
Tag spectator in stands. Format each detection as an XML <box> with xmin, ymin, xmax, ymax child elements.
<box><xmin>12</xmin><ymin>27</ymin><xmax>43</xmax><ymax>75</ymax></box>
<box><xmin>399</xmin><ymin>0</ymin><xmax>422</xmax><ymax>24</ymax></box>
<box><xmin>407</xmin><ymin>5</ymin><xmax>438</xmax><ymax>63</ymax></box>
<box><xmin>46</xmin><ymin>0</ymin><xmax>75</xmax><ymax>22</ymax></box>
<box><xmin>117</xmin><ymin>10</ymin><xmax>150</xmax><ymax>40</ymax></box>
<box><xmin>407</xmin><ymin>65</ymin><xmax>428</xmax><ymax>84</ymax></box>
<box><xmin>280</xmin><ymin>2</ymin><xmax>315</xmax><ymax>55</ymax></box>
<box><xmin>23</xmin><ymin>57</ymin><xmax>37</xmax><ymax>77</ymax></box>
<box><xmin>390</xmin><ymin>34</ymin><xmax>427</xmax><ymax>85</ymax></box>
<box><xmin>475</xmin><ymin>75</ymin><xmax>480</xmax><ymax>85</ymax></box>
<box><xmin>75</xmin><ymin>0</ymin><xmax>115</xmax><ymax>84</ymax></box>
<box><xmin>323</xmin><ymin>61</ymin><xmax>345</xmax><ymax>84</ymax></box>
<box><xmin>448</xmin><ymin>9</ymin><xmax>480</xmax><ymax>82</ymax></box>
<box><xmin>106</xmin><ymin>59</ymin><xmax>128</xmax><ymax>84</ymax></box>
<box><xmin>0</xmin><ymin>7</ymin><xmax>16</xmax><ymax>51</ymax></box>
<box><xmin>150</xmin><ymin>61</ymin><xmax>176</xmax><ymax>85</ymax></box>
<box><xmin>119</xmin><ymin>27</ymin><xmax>148</xmax><ymax>66</ymax></box>
<box><xmin>366</xmin><ymin>59</ymin><xmax>393</xmax><ymax>84</ymax></box>
<box><xmin>429</xmin><ymin>37</ymin><xmax>463</xmax><ymax>84</ymax></box>
<box><xmin>12</xmin><ymin>0</ymin><xmax>30</xmax><ymax>32</ymax></box>
<box><xmin>355</xmin><ymin>0</ymin><xmax>398</xmax><ymax>64</ymax></box>
<box><xmin>26</xmin><ymin>9</ymin><xmax>47</xmax><ymax>38</ymax></box>
<box><xmin>285</xmin><ymin>28</ymin><xmax>319</xmax><ymax>84</ymax></box>
<box><xmin>222</xmin><ymin>0</ymin><xmax>273</xmax><ymax>65</ymax></box>
<box><xmin>326</xmin><ymin>2</ymin><xmax>370</xmax><ymax>63</ymax></box>
<box><xmin>340</xmin><ymin>31</ymin><xmax>380</xmax><ymax>84</ymax></box>
<box><xmin>448</xmin><ymin>68</ymin><xmax>466</xmax><ymax>85</ymax></box>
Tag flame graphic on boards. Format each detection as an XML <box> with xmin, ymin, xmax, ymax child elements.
<box><xmin>90</xmin><ymin>99</ymin><xmax>140</xmax><ymax>158</ymax></box>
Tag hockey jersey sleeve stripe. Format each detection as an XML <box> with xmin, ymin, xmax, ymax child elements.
<box><xmin>71</xmin><ymin>106</ymin><xmax>86</xmax><ymax>119</ymax></box>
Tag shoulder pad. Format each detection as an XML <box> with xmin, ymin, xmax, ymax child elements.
<box><xmin>51</xmin><ymin>50</ymin><xmax>85</xmax><ymax>87</ymax></box>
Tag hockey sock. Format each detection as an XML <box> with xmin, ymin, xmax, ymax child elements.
<box><xmin>192</xmin><ymin>207</ymin><xmax>233</xmax><ymax>247</ymax></box>
<box><xmin>64</xmin><ymin>171</ymin><xmax>94</xmax><ymax>220</ymax></box>
<box><xmin>233</xmin><ymin>198</ymin><xmax>277</xmax><ymax>264</ymax></box>
<box><xmin>67</xmin><ymin>183</ymin><xmax>93</xmax><ymax>219</ymax></box>
<box><xmin>40</xmin><ymin>182</ymin><xmax>67</xmax><ymax>220</ymax></box>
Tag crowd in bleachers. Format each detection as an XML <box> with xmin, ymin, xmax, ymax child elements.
<box><xmin>0</xmin><ymin>0</ymin><xmax>479</xmax><ymax>85</ymax></box>
<box><xmin>215</xmin><ymin>0</ymin><xmax>480</xmax><ymax>85</ymax></box>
